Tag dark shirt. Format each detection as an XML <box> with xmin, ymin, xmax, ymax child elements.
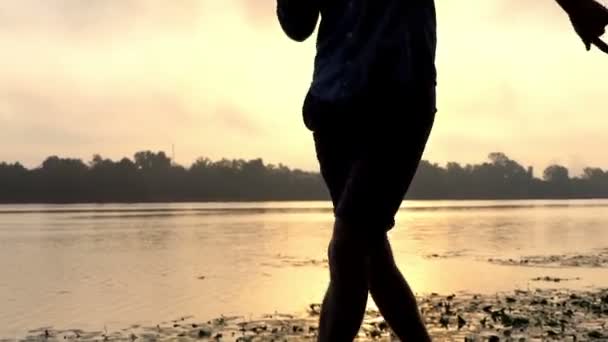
<box><xmin>276</xmin><ymin>0</ymin><xmax>437</xmax><ymax>102</ymax></box>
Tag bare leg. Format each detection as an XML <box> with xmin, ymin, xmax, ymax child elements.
<box><xmin>368</xmin><ymin>234</ymin><xmax>431</xmax><ymax>342</ymax></box>
<box><xmin>317</xmin><ymin>218</ymin><xmax>369</xmax><ymax>342</ymax></box>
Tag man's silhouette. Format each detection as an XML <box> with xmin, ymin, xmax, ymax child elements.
<box><xmin>276</xmin><ymin>0</ymin><xmax>607</xmax><ymax>341</ymax></box>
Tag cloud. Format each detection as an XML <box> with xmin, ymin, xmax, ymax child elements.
<box><xmin>1</xmin><ymin>0</ymin><xmax>607</xmax><ymax>173</ymax></box>
<box><xmin>0</xmin><ymin>0</ymin><xmax>203</xmax><ymax>42</ymax></box>
<box><xmin>235</xmin><ymin>0</ymin><xmax>277</xmax><ymax>28</ymax></box>
<box><xmin>213</xmin><ymin>105</ymin><xmax>264</xmax><ymax>136</ymax></box>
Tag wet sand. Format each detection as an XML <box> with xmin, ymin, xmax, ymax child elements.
<box><xmin>9</xmin><ymin>287</ymin><xmax>608</xmax><ymax>341</ymax></box>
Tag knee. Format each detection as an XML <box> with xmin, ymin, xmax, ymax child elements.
<box><xmin>327</xmin><ymin>217</ymin><xmax>392</xmax><ymax>262</ymax></box>
<box><xmin>327</xmin><ymin>235</ymin><xmax>365</xmax><ymax>266</ymax></box>
<box><xmin>326</xmin><ymin>219</ymin><xmax>369</xmax><ymax>280</ymax></box>
<box><xmin>367</xmin><ymin>235</ymin><xmax>398</xmax><ymax>271</ymax></box>
<box><xmin>367</xmin><ymin>233</ymin><xmax>390</xmax><ymax>255</ymax></box>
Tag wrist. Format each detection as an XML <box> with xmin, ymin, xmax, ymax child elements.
<box><xmin>556</xmin><ymin>0</ymin><xmax>579</xmax><ymax>13</ymax></box>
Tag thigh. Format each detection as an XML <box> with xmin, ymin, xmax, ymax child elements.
<box><xmin>336</xmin><ymin>94</ymin><xmax>436</xmax><ymax>233</ymax></box>
<box><xmin>311</xmin><ymin>85</ymin><xmax>436</xmax><ymax>233</ymax></box>
<box><xmin>313</xmin><ymin>128</ymin><xmax>360</xmax><ymax>210</ymax></box>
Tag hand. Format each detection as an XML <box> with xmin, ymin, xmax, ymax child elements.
<box><xmin>559</xmin><ymin>0</ymin><xmax>608</xmax><ymax>53</ymax></box>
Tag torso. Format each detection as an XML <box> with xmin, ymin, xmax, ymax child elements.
<box><xmin>310</xmin><ymin>0</ymin><xmax>437</xmax><ymax>102</ymax></box>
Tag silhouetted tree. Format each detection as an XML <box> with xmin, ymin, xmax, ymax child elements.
<box><xmin>0</xmin><ymin>162</ymin><xmax>29</xmax><ymax>202</ymax></box>
<box><xmin>34</xmin><ymin>156</ymin><xmax>89</xmax><ymax>202</ymax></box>
<box><xmin>541</xmin><ymin>164</ymin><xmax>571</xmax><ymax>198</ymax></box>
<box><xmin>544</xmin><ymin>164</ymin><xmax>570</xmax><ymax>183</ymax></box>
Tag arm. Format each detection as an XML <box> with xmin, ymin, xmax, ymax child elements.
<box><xmin>276</xmin><ymin>0</ymin><xmax>320</xmax><ymax>42</ymax></box>
<box><xmin>555</xmin><ymin>0</ymin><xmax>581</xmax><ymax>12</ymax></box>
<box><xmin>555</xmin><ymin>0</ymin><xmax>608</xmax><ymax>53</ymax></box>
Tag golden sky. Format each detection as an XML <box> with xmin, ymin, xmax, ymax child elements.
<box><xmin>1</xmin><ymin>0</ymin><xmax>607</xmax><ymax>175</ymax></box>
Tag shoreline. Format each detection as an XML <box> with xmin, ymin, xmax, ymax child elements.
<box><xmin>7</xmin><ymin>287</ymin><xmax>608</xmax><ymax>341</ymax></box>
<box><xmin>3</xmin><ymin>198</ymin><xmax>608</xmax><ymax>205</ymax></box>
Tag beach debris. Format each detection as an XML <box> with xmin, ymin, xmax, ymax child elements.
<box><xmin>488</xmin><ymin>249</ymin><xmax>608</xmax><ymax>268</ymax></box>
<box><xmin>588</xmin><ymin>330</ymin><xmax>604</xmax><ymax>338</ymax></box>
<box><xmin>196</xmin><ymin>328</ymin><xmax>212</xmax><ymax>338</ymax></box>
<box><xmin>261</xmin><ymin>254</ymin><xmax>329</xmax><ymax>269</ymax></box>
<box><xmin>439</xmin><ymin>315</ymin><xmax>450</xmax><ymax>329</ymax></box>
<box><xmin>457</xmin><ymin>315</ymin><xmax>467</xmax><ymax>330</ymax></box>
<box><xmin>425</xmin><ymin>250</ymin><xmax>468</xmax><ymax>259</ymax></box>
<box><xmin>531</xmin><ymin>276</ymin><xmax>581</xmax><ymax>282</ymax></box>
<box><xmin>307</xmin><ymin>304</ymin><xmax>321</xmax><ymax>316</ymax></box>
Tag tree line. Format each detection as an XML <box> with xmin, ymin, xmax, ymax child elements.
<box><xmin>0</xmin><ymin>151</ymin><xmax>607</xmax><ymax>203</ymax></box>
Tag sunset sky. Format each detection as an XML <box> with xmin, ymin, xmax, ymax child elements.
<box><xmin>1</xmin><ymin>0</ymin><xmax>607</xmax><ymax>175</ymax></box>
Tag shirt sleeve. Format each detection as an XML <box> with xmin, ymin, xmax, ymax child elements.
<box><xmin>276</xmin><ymin>0</ymin><xmax>320</xmax><ymax>42</ymax></box>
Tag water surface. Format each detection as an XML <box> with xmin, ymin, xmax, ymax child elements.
<box><xmin>1</xmin><ymin>200</ymin><xmax>608</xmax><ymax>338</ymax></box>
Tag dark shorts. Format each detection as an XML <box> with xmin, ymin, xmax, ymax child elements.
<box><xmin>303</xmin><ymin>86</ymin><xmax>436</xmax><ymax>233</ymax></box>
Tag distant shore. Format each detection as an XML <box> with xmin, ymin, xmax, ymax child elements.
<box><xmin>2</xmin><ymin>151</ymin><xmax>608</xmax><ymax>203</ymax></box>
